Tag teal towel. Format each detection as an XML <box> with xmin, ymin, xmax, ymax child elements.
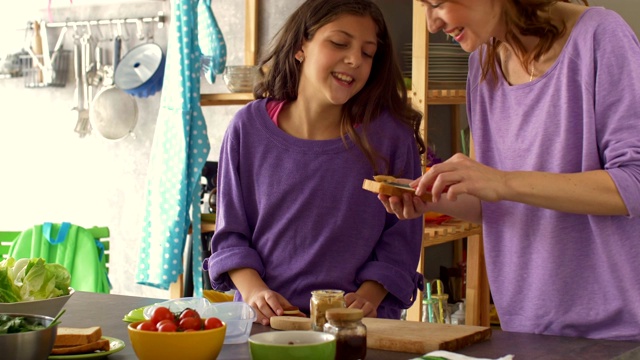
<box><xmin>136</xmin><ymin>0</ymin><xmax>211</xmax><ymax>296</ymax></box>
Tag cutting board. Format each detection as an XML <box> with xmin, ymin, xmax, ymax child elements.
<box><xmin>362</xmin><ymin>318</ymin><xmax>491</xmax><ymax>354</ymax></box>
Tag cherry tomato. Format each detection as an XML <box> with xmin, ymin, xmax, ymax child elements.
<box><xmin>155</xmin><ymin>319</ymin><xmax>177</xmax><ymax>330</ymax></box>
<box><xmin>136</xmin><ymin>320</ymin><xmax>157</xmax><ymax>332</ymax></box>
<box><xmin>157</xmin><ymin>321</ymin><xmax>178</xmax><ymax>332</ymax></box>
<box><xmin>204</xmin><ymin>317</ymin><xmax>223</xmax><ymax>330</ymax></box>
<box><xmin>179</xmin><ymin>316</ymin><xmax>202</xmax><ymax>331</ymax></box>
<box><xmin>151</xmin><ymin>306</ymin><xmax>174</xmax><ymax>325</ymax></box>
<box><xmin>179</xmin><ymin>308</ymin><xmax>201</xmax><ymax>321</ymax></box>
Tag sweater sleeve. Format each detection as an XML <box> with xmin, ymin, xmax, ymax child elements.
<box><xmin>204</xmin><ymin>111</ymin><xmax>265</xmax><ymax>291</ymax></box>
<box><xmin>354</xmin><ymin>128</ymin><xmax>425</xmax><ymax>309</ymax></box>
<box><xmin>591</xmin><ymin>12</ymin><xmax>640</xmax><ymax>217</ymax></box>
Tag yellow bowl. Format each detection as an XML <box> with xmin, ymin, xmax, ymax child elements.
<box><xmin>128</xmin><ymin>320</ymin><xmax>226</xmax><ymax>360</ymax></box>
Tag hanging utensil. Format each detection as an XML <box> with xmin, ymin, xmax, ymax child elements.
<box><xmin>72</xmin><ymin>34</ymin><xmax>91</xmax><ymax>137</ymax></box>
<box><xmin>114</xmin><ymin>42</ymin><xmax>165</xmax><ymax>98</ymax></box>
<box><xmin>90</xmin><ymin>35</ymin><xmax>138</xmax><ymax>141</ymax></box>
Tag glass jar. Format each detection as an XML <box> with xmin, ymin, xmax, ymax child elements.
<box><xmin>310</xmin><ymin>289</ymin><xmax>345</xmax><ymax>331</ymax></box>
<box><xmin>427</xmin><ymin>294</ymin><xmax>451</xmax><ymax>324</ymax></box>
<box><xmin>323</xmin><ymin>308</ymin><xmax>367</xmax><ymax>360</ymax></box>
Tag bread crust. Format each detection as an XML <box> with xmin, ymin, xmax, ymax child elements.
<box><xmin>51</xmin><ymin>338</ymin><xmax>111</xmax><ymax>355</ymax></box>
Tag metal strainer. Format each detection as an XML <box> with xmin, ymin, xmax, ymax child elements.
<box><xmin>90</xmin><ymin>86</ymin><xmax>138</xmax><ymax>140</ymax></box>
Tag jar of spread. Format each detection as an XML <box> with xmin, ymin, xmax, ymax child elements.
<box><xmin>323</xmin><ymin>308</ymin><xmax>367</xmax><ymax>360</ymax></box>
<box><xmin>310</xmin><ymin>289</ymin><xmax>345</xmax><ymax>331</ymax></box>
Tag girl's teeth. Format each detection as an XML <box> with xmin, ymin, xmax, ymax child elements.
<box><xmin>334</xmin><ymin>73</ymin><xmax>353</xmax><ymax>83</ymax></box>
<box><xmin>451</xmin><ymin>28</ymin><xmax>462</xmax><ymax>37</ymax></box>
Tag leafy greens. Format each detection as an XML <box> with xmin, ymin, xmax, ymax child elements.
<box><xmin>0</xmin><ymin>257</ymin><xmax>71</xmax><ymax>303</ymax></box>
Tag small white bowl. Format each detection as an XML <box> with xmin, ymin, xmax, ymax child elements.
<box><xmin>0</xmin><ymin>288</ymin><xmax>73</xmax><ymax>317</ymax></box>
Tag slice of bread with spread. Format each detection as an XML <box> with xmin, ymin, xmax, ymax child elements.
<box><xmin>51</xmin><ymin>326</ymin><xmax>110</xmax><ymax>355</ymax></box>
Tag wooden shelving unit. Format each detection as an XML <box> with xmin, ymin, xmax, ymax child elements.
<box><xmin>200</xmin><ymin>0</ymin><xmax>257</xmax><ymax>108</ymax></box>
<box><xmin>405</xmin><ymin>2</ymin><xmax>490</xmax><ymax>327</ymax></box>
<box><xmin>194</xmin><ymin>0</ymin><xmax>490</xmax><ymax>326</ymax></box>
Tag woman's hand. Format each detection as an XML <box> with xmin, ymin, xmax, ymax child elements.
<box><xmin>413</xmin><ymin>153</ymin><xmax>505</xmax><ymax>203</ymax></box>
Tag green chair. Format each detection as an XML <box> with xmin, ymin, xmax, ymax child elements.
<box><xmin>0</xmin><ymin>231</ymin><xmax>21</xmax><ymax>261</ymax></box>
<box><xmin>2</xmin><ymin>224</ymin><xmax>111</xmax><ymax>293</ymax></box>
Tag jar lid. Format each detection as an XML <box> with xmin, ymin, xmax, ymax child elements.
<box><xmin>311</xmin><ymin>289</ymin><xmax>345</xmax><ymax>296</ymax></box>
<box><xmin>325</xmin><ymin>308</ymin><xmax>363</xmax><ymax>321</ymax></box>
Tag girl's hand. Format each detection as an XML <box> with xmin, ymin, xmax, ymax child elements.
<box><xmin>377</xmin><ymin>177</ymin><xmax>430</xmax><ymax>219</ymax></box>
<box><xmin>243</xmin><ymin>289</ymin><xmax>294</xmax><ymax>326</ymax></box>
<box><xmin>378</xmin><ymin>192</ymin><xmax>429</xmax><ymax>219</ymax></box>
<box><xmin>344</xmin><ymin>292</ymin><xmax>378</xmax><ymax>318</ymax></box>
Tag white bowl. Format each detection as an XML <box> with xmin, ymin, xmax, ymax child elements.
<box><xmin>0</xmin><ymin>288</ymin><xmax>73</xmax><ymax>317</ymax></box>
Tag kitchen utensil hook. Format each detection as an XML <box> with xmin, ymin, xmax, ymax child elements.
<box><xmin>135</xmin><ymin>19</ymin><xmax>145</xmax><ymax>41</ymax></box>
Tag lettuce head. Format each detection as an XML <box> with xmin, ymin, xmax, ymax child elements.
<box><xmin>0</xmin><ymin>257</ymin><xmax>71</xmax><ymax>303</ymax></box>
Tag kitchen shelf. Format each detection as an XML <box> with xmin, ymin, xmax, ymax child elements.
<box><xmin>423</xmin><ymin>220</ymin><xmax>481</xmax><ymax>247</ymax></box>
<box><xmin>405</xmin><ymin>2</ymin><xmax>490</xmax><ymax>327</ymax></box>
<box><xmin>200</xmin><ymin>93</ymin><xmax>255</xmax><ymax>106</ymax></box>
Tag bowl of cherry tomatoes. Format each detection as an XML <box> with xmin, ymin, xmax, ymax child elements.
<box><xmin>128</xmin><ymin>306</ymin><xmax>226</xmax><ymax>360</ymax></box>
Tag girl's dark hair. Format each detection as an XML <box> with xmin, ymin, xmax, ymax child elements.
<box><xmin>480</xmin><ymin>0</ymin><xmax>589</xmax><ymax>82</ymax></box>
<box><xmin>255</xmin><ymin>0</ymin><xmax>425</xmax><ymax>175</ymax></box>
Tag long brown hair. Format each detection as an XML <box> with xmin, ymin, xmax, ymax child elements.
<box><xmin>480</xmin><ymin>0</ymin><xmax>589</xmax><ymax>82</ymax></box>
<box><xmin>255</xmin><ymin>0</ymin><xmax>425</xmax><ymax>175</ymax></box>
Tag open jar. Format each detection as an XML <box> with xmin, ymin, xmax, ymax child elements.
<box><xmin>310</xmin><ymin>289</ymin><xmax>345</xmax><ymax>331</ymax></box>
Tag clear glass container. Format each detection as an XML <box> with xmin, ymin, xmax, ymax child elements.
<box><xmin>323</xmin><ymin>308</ymin><xmax>367</xmax><ymax>360</ymax></box>
<box><xmin>310</xmin><ymin>289</ymin><xmax>345</xmax><ymax>331</ymax></box>
<box><xmin>425</xmin><ymin>294</ymin><xmax>451</xmax><ymax>324</ymax></box>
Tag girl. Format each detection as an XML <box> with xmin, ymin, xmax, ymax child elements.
<box><xmin>381</xmin><ymin>0</ymin><xmax>640</xmax><ymax>341</ymax></box>
<box><xmin>204</xmin><ymin>0</ymin><xmax>426</xmax><ymax>326</ymax></box>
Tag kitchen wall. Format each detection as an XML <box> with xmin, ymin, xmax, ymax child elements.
<box><xmin>0</xmin><ymin>0</ymin><xmax>637</xmax><ymax>300</ymax></box>
<box><xmin>0</xmin><ymin>0</ymin><xmax>310</xmax><ymax>299</ymax></box>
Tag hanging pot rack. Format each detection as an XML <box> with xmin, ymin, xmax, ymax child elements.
<box><xmin>32</xmin><ymin>11</ymin><xmax>166</xmax><ymax>29</ymax></box>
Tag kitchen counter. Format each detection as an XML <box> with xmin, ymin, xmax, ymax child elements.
<box><xmin>61</xmin><ymin>291</ymin><xmax>640</xmax><ymax>359</ymax></box>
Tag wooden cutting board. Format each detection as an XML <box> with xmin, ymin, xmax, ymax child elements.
<box><xmin>362</xmin><ymin>318</ymin><xmax>491</xmax><ymax>354</ymax></box>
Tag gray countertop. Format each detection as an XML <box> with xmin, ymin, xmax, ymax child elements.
<box><xmin>60</xmin><ymin>291</ymin><xmax>640</xmax><ymax>360</ymax></box>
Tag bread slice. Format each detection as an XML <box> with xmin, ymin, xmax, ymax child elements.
<box><xmin>270</xmin><ymin>316</ymin><xmax>312</xmax><ymax>331</ymax></box>
<box><xmin>54</xmin><ymin>326</ymin><xmax>103</xmax><ymax>347</ymax></box>
<box><xmin>362</xmin><ymin>178</ymin><xmax>433</xmax><ymax>202</ymax></box>
<box><xmin>51</xmin><ymin>338</ymin><xmax>111</xmax><ymax>355</ymax></box>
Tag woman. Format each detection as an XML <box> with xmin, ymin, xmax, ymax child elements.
<box><xmin>380</xmin><ymin>0</ymin><xmax>640</xmax><ymax>341</ymax></box>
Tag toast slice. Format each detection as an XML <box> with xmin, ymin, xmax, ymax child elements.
<box><xmin>270</xmin><ymin>316</ymin><xmax>312</xmax><ymax>331</ymax></box>
<box><xmin>362</xmin><ymin>178</ymin><xmax>433</xmax><ymax>202</ymax></box>
<box><xmin>54</xmin><ymin>326</ymin><xmax>102</xmax><ymax>347</ymax></box>
<box><xmin>51</xmin><ymin>338</ymin><xmax>111</xmax><ymax>355</ymax></box>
